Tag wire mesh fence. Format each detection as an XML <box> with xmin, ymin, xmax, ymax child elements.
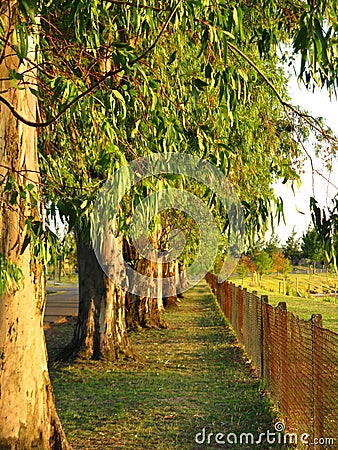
<box><xmin>206</xmin><ymin>273</ymin><xmax>338</xmax><ymax>449</ymax></box>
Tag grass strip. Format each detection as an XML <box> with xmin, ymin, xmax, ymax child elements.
<box><xmin>231</xmin><ymin>273</ymin><xmax>338</xmax><ymax>333</ymax></box>
<box><xmin>47</xmin><ymin>280</ymin><xmax>293</xmax><ymax>449</ymax></box>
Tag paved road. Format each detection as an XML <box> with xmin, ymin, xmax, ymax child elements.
<box><xmin>45</xmin><ymin>284</ymin><xmax>78</xmax><ymax>323</ymax></box>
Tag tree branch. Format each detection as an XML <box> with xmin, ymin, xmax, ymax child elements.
<box><xmin>226</xmin><ymin>40</ymin><xmax>338</xmax><ymax>144</ymax></box>
<box><xmin>102</xmin><ymin>0</ymin><xmax>166</xmax><ymax>12</ymax></box>
<box><xmin>0</xmin><ymin>0</ymin><xmax>181</xmax><ymax>128</ymax></box>
<box><xmin>193</xmin><ymin>16</ymin><xmax>338</xmax><ymax>145</ymax></box>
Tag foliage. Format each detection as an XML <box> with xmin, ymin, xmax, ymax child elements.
<box><xmin>247</xmin><ymin>238</ymin><xmax>266</xmax><ymax>258</ymax></box>
<box><xmin>61</xmin><ymin>231</ymin><xmax>77</xmax><ymax>271</ymax></box>
<box><xmin>301</xmin><ymin>224</ymin><xmax>324</xmax><ymax>266</ymax></box>
<box><xmin>272</xmin><ymin>251</ymin><xmax>292</xmax><ymax>276</ymax></box>
<box><xmin>237</xmin><ymin>254</ymin><xmax>256</xmax><ymax>277</ymax></box>
<box><xmin>236</xmin><ymin>258</ymin><xmax>250</xmax><ymax>281</ymax></box>
<box><xmin>37</xmin><ymin>0</ymin><xmax>303</xmax><ymax>267</ymax></box>
<box><xmin>264</xmin><ymin>233</ymin><xmax>281</xmax><ymax>256</ymax></box>
<box><xmin>1</xmin><ymin>0</ymin><xmax>338</xmax><ymax>282</ymax></box>
<box><xmin>48</xmin><ymin>230</ymin><xmax>78</xmax><ymax>278</ymax></box>
<box><xmin>283</xmin><ymin>228</ymin><xmax>302</xmax><ymax>264</ymax></box>
<box><xmin>310</xmin><ymin>197</ymin><xmax>338</xmax><ymax>271</ymax></box>
<box><xmin>0</xmin><ymin>255</ymin><xmax>23</xmax><ymax>297</ymax></box>
<box><xmin>254</xmin><ymin>250</ymin><xmax>273</xmax><ymax>278</ymax></box>
<box><xmin>0</xmin><ymin>174</ymin><xmax>58</xmax><ymax>273</ymax></box>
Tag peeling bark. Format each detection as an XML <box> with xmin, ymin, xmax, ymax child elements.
<box><xmin>59</xmin><ymin>229</ymin><xmax>133</xmax><ymax>361</ymax></box>
<box><xmin>126</xmin><ymin>258</ymin><xmax>167</xmax><ymax>330</ymax></box>
<box><xmin>0</xmin><ymin>3</ymin><xmax>71</xmax><ymax>448</ymax></box>
<box><xmin>163</xmin><ymin>261</ymin><xmax>180</xmax><ymax>308</ymax></box>
<box><xmin>124</xmin><ymin>231</ymin><xmax>167</xmax><ymax>330</ymax></box>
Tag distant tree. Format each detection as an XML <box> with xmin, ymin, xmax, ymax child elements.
<box><xmin>254</xmin><ymin>251</ymin><xmax>273</xmax><ymax>279</ymax></box>
<box><xmin>238</xmin><ymin>255</ymin><xmax>257</xmax><ymax>283</ymax></box>
<box><xmin>61</xmin><ymin>231</ymin><xmax>77</xmax><ymax>276</ymax></box>
<box><xmin>283</xmin><ymin>228</ymin><xmax>302</xmax><ymax>264</ymax></box>
<box><xmin>265</xmin><ymin>233</ymin><xmax>281</xmax><ymax>256</ymax></box>
<box><xmin>236</xmin><ymin>256</ymin><xmax>250</xmax><ymax>284</ymax></box>
<box><xmin>249</xmin><ymin>239</ymin><xmax>266</xmax><ymax>258</ymax></box>
<box><xmin>272</xmin><ymin>251</ymin><xmax>292</xmax><ymax>276</ymax></box>
<box><xmin>301</xmin><ymin>226</ymin><xmax>323</xmax><ymax>272</ymax></box>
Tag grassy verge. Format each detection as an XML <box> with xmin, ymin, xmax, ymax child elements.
<box><xmin>263</xmin><ymin>292</ymin><xmax>338</xmax><ymax>333</ymax></box>
<box><xmin>47</xmin><ymin>273</ymin><xmax>79</xmax><ymax>285</ymax></box>
<box><xmin>230</xmin><ymin>274</ymin><xmax>338</xmax><ymax>334</ymax></box>
<box><xmin>230</xmin><ymin>272</ymin><xmax>338</xmax><ymax>298</ymax></box>
<box><xmin>46</xmin><ymin>281</ymin><xmax>292</xmax><ymax>449</ymax></box>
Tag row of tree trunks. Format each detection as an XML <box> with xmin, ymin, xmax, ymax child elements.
<box><xmin>0</xmin><ymin>3</ymin><xmax>71</xmax><ymax>448</ymax></box>
<box><xmin>163</xmin><ymin>261</ymin><xmax>182</xmax><ymax>308</ymax></box>
<box><xmin>64</xmin><ymin>228</ymin><xmax>193</xmax><ymax>359</ymax></box>
<box><xmin>123</xmin><ymin>230</ymin><xmax>167</xmax><ymax>330</ymax></box>
<box><xmin>59</xmin><ymin>229</ymin><xmax>133</xmax><ymax>361</ymax></box>
<box><xmin>126</xmin><ymin>257</ymin><xmax>167</xmax><ymax>330</ymax></box>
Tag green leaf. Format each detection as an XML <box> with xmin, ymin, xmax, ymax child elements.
<box><xmin>294</xmin><ymin>26</ymin><xmax>308</xmax><ymax>52</ymax></box>
<box><xmin>192</xmin><ymin>85</ymin><xmax>199</xmax><ymax>105</ymax></box>
<box><xmin>9</xmin><ymin>191</ymin><xmax>19</xmax><ymax>205</ymax></box>
<box><xmin>18</xmin><ymin>0</ymin><xmax>38</xmax><ymax>20</ymax></box>
<box><xmin>13</xmin><ymin>25</ymin><xmax>29</xmax><ymax>63</ymax></box>
<box><xmin>223</xmin><ymin>36</ymin><xmax>228</xmax><ymax>64</ymax></box>
<box><xmin>0</xmin><ymin>254</ymin><xmax>23</xmax><ymax>296</ymax></box>
<box><xmin>192</xmin><ymin>78</ymin><xmax>207</xmax><ymax>90</ymax></box>
<box><xmin>237</xmin><ymin>7</ymin><xmax>245</xmax><ymax>40</ymax></box>
<box><xmin>9</xmin><ymin>69</ymin><xmax>23</xmax><ymax>81</ymax></box>
<box><xmin>112</xmin><ymin>90</ymin><xmax>126</xmax><ymax>118</ymax></box>
<box><xmin>205</xmin><ymin>63</ymin><xmax>212</xmax><ymax>79</ymax></box>
<box><xmin>233</xmin><ymin>8</ymin><xmax>239</xmax><ymax>32</ymax></box>
<box><xmin>20</xmin><ymin>235</ymin><xmax>31</xmax><ymax>255</ymax></box>
<box><xmin>168</xmin><ymin>51</ymin><xmax>177</xmax><ymax>65</ymax></box>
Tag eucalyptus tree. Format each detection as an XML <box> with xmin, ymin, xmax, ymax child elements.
<box><xmin>1</xmin><ymin>1</ymin><xmax>338</xmax><ymax>448</ymax></box>
<box><xmin>40</xmin><ymin>0</ymin><xmax>337</xmax><ymax>359</ymax></box>
<box><xmin>0</xmin><ymin>2</ymin><xmax>70</xmax><ymax>448</ymax></box>
<box><xmin>254</xmin><ymin>250</ymin><xmax>273</xmax><ymax>280</ymax></box>
<box><xmin>42</xmin><ymin>42</ymin><xmax>296</xmax><ymax>357</ymax></box>
<box><xmin>310</xmin><ymin>197</ymin><xmax>338</xmax><ymax>272</ymax></box>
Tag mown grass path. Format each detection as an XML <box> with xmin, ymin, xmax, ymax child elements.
<box><xmin>48</xmin><ymin>280</ymin><xmax>290</xmax><ymax>449</ymax></box>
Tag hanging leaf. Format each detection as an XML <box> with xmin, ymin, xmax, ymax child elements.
<box><xmin>18</xmin><ymin>0</ymin><xmax>38</xmax><ymax>20</ymax></box>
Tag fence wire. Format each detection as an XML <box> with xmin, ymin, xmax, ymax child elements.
<box><xmin>206</xmin><ymin>273</ymin><xmax>338</xmax><ymax>449</ymax></box>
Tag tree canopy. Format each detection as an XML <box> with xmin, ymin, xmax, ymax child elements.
<box><xmin>1</xmin><ymin>1</ymin><xmax>338</xmax><ymax>447</ymax></box>
<box><xmin>0</xmin><ymin>0</ymin><xmax>337</xmax><ymax>288</ymax></box>
<box><xmin>283</xmin><ymin>227</ymin><xmax>302</xmax><ymax>264</ymax></box>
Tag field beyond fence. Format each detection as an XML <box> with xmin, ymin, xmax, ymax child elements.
<box><xmin>206</xmin><ymin>273</ymin><xmax>338</xmax><ymax>449</ymax></box>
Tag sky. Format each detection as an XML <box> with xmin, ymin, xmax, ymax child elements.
<box><xmin>271</xmin><ymin>77</ymin><xmax>338</xmax><ymax>244</ymax></box>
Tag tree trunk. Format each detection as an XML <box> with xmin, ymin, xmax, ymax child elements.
<box><xmin>0</xmin><ymin>4</ymin><xmax>71</xmax><ymax>448</ymax></box>
<box><xmin>126</xmin><ymin>258</ymin><xmax>167</xmax><ymax>330</ymax></box>
<box><xmin>59</xmin><ymin>229</ymin><xmax>133</xmax><ymax>361</ymax></box>
<box><xmin>163</xmin><ymin>261</ymin><xmax>180</xmax><ymax>307</ymax></box>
